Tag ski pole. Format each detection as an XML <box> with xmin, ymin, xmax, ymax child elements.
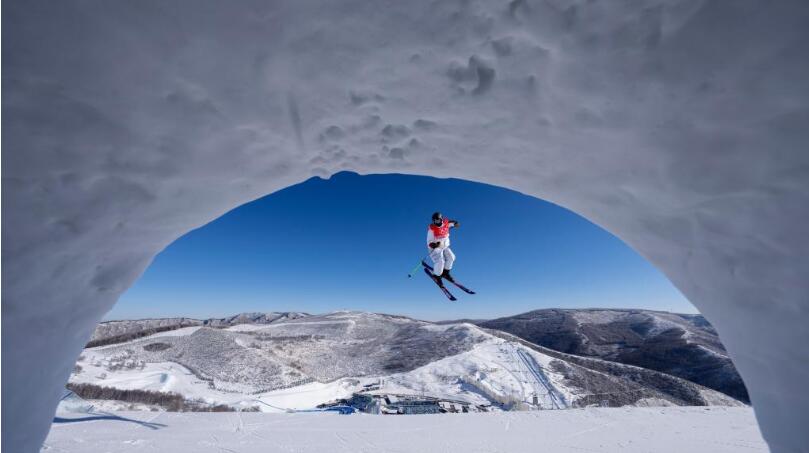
<box><xmin>407</xmin><ymin>256</ymin><xmax>428</xmax><ymax>278</ymax></box>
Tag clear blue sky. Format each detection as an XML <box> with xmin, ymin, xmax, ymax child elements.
<box><xmin>109</xmin><ymin>172</ymin><xmax>694</xmax><ymax>321</ymax></box>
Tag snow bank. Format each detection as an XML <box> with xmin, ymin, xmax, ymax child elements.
<box><xmin>3</xmin><ymin>1</ymin><xmax>808</xmax><ymax>452</ymax></box>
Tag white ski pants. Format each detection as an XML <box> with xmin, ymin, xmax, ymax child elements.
<box><xmin>430</xmin><ymin>247</ymin><xmax>455</xmax><ymax>276</ymax></box>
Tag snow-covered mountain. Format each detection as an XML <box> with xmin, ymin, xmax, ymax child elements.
<box><xmin>477</xmin><ymin>309</ymin><xmax>747</xmax><ymax>402</ymax></box>
<box><xmin>73</xmin><ymin>311</ymin><xmax>741</xmax><ymax>412</ymax></box>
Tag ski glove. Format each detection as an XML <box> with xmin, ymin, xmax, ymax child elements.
<box><xmin>429</xmin><ymin>242</ymin><xmax>440</xmax><ymax>249</ymax></box>
<box><xmin>452</xmin><ymin>220</ymin><xmax>460</xmax><ymax>227</ymax></box>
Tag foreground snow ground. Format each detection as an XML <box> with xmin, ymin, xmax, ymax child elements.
<box><xmin>42</xmin><ymin>407</ymin><xmax>765</xmax><ymax>453</ymax></box>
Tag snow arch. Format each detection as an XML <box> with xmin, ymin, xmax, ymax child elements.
<box><xmin>3</xmin><ymin>1</ymin><xmax>808</xmax><ymax>452</ymax></box>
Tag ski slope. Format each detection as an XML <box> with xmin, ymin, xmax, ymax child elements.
<box><xmin>42</xmin><ymin>407</ymin><xmax>766</xmax><ymax>453</ymax></box>
<box><xmin>371</xmin><ymin>339</ymin><xmax>575</xmax><ymax>410</ymax></box>
<box><xmin>514</xmin><ymin>346</ymin><xmax>566</xmax><ymax>409</ymax></box>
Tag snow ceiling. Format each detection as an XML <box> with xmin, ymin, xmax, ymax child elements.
<box><xmin>3</xmin><ymin>1</ymin><xmax>808</xmax><ymax>452</ymax></box>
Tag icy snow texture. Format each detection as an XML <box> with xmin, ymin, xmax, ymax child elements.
<box><xmin>2</xmin><ymin>0</ymin><xmax>808</xmax><ymax>452</ymax></box>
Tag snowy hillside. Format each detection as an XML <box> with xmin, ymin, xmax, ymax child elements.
<box><xmin>89</xmin><ymin>312</ymin><xmax>309</xmax><ymax>347</ymax></box>
<box><xmin>90</xmin><ymin>318</ymin><xmax>202</xmax><ymax>343</ymax></box>
<box><xmin>71</xmin><ymin>311</ymin><xmax>741</xmax><ymax>412</ymax></box>
<box><xmin>478</xmin><ymin>309</ymin><xmax>747</xmax><ymax>401</ymax></box>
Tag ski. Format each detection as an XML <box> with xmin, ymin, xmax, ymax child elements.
<box><xmin>423</xmin><ymin>268</ymin><xmax>457</xmax><ymax>301</ymax></box>
<box><xmin>422</xmin><ymin>261</ymin><xmax>476</xmax><ymax>294</ymax></box>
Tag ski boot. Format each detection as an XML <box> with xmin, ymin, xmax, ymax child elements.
<box><xmin>429</xmin><ymin>271</ymin><xmax>445</xmax><ymax>287</ymax></box>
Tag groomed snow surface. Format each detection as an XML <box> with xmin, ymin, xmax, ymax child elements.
<box><xmin>42</xmin><ymin>407</ymin><xmax>766</xmax><ymax>453</ymax></box>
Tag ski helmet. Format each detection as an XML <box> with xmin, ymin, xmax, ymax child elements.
<box><xmin>432</xmin><ymin>212</ymin><xmax>443</xmax><ymax>225</ymax></box>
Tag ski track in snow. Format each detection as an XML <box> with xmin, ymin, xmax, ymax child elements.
<box><xmin>515</xmin><ymin>348</ymin><xmax>565</xmax><ymax>409</ymax></box>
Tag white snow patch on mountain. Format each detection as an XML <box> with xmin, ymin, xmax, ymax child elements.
<box><xmin>571</xmin><ymin>310</ymin><xmax>627</xmax><ymax>325</ymax></box>
<box><xmin>142</xmin><ymin>326</ymin><xmax>203</xmax><ymax>339</ymax></box>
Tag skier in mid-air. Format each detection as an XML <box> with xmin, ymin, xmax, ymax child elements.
<box><xmin>426</xmin><ymin>212</ymin><xmax>458</xmax><ymax>281</ymax></box>
<box><xmin>421</xmin><ymin>212</ymin><xmax>475</xmax><ymax>300</ymax></box>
